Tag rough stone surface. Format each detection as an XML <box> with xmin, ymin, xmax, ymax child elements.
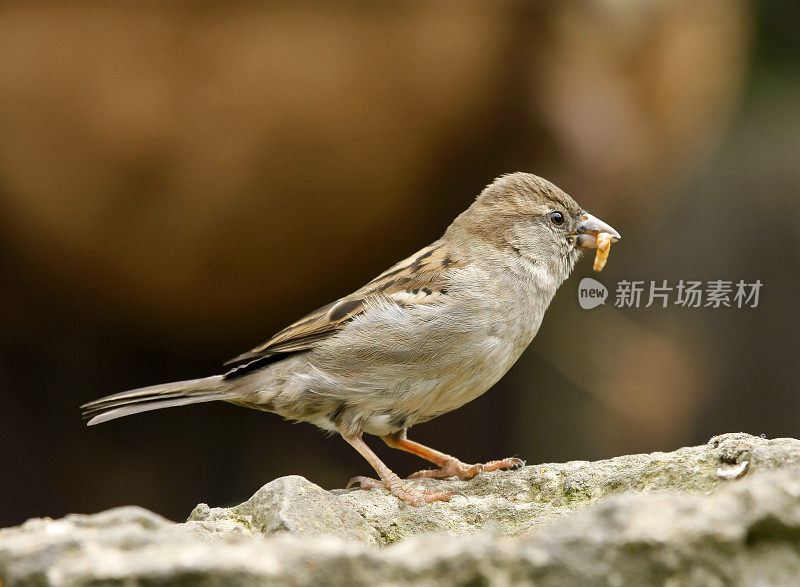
<box><xmin>3</xmin><ymin>433</ymin><xmax>800</xmax><ymax>585</ymax></box>
<box><xmin>187</xmin><ymin>475</ymin><xmax>381</xmax><ymax>544</ymax></box>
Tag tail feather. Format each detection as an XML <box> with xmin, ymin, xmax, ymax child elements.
<box><xmin>81</xmin><ymin>375</ymin><xmax>226</xmax><ymax>426</ymax></box>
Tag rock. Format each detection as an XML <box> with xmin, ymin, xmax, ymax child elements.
<box><xmin>188</xmin><ymin>475</ymin><xmax>380</xmax><ymax>544</ymax></box>
<box><xmin>3</xmin><ymin>433</ymin><xmax>800</xmax><ymax>585</ymax></box>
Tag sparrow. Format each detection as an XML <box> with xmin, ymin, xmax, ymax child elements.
<box><xmin>81</xmin><ymin>173</ymin><xmax>620</xmax><ymax>505</ymax></box>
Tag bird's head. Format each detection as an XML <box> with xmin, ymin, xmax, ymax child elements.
<box><xmin>447</xmin><ymin>172</ymin><xmax>621</xmax><ymax>281</ymax></box>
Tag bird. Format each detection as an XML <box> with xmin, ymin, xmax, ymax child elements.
<box><xmin>81</xmin><ymin>172</ymin><xmax>620</xmax><ymax>506</ymax></box>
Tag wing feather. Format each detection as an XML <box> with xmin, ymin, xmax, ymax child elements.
<box><xmin>223</xmin><ymin>241</ymin><xmax>462</xmax><ymax>370</ymax></box>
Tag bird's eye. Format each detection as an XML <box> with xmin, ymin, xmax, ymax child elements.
<box><xmin>548</xmin><ymin>211</ymin><xmax>564</xmax><ymax>226</ymax></box>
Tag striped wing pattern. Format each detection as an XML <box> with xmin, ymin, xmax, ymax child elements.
<box><xmin>224</xmin><ymin>242</ymin><xmax>461</xmax><ymax>370</ymax></box>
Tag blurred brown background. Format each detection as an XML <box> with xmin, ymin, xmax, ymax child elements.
<box><xmin>1</xmin><ymin>0</ymin><xmax>798</xmax><ymax>527</ymax></box>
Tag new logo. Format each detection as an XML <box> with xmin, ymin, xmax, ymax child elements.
<box><xmin>578</xmin><ymin>277</ymin><xmax>608</xmax><ymax>310</ymax></box>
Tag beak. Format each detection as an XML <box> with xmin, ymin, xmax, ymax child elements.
<box><xmin>574</xmin><ymin>213</ymin><xmax>621</xmax><ymax>248</ymax></box>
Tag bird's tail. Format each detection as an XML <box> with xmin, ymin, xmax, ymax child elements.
<box><xmin>80</xmin><ymin>375</ymin><xmax>227</xmax><ymax>426</ymax></box>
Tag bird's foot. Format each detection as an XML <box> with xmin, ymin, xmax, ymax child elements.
<box><xmin>408</xmin><ymin>456</ymin><xmax>525</xmax><ymax>480</ymax></box>
<box><xmin>346</xmin><ymin>475</ymin><xmax>465</xmax><ymax>506</ymax></box>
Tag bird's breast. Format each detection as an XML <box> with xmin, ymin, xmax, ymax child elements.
<box><xmin>411</xmin><ymin>267</ymin><xmax>554</xmax><ymax>423</ymax></box>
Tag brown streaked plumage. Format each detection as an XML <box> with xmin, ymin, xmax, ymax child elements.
<box><xmin>81</xmin><ymin>172</ymin><xmax>620</xmax><ymax>506</ymax></box>
<box><xmin>225</xmin><ymin>243</ymin><xmax>462</xmax><ymax>369</ymax></box>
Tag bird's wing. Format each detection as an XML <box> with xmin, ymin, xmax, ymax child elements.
<box><xmin>223</xmin><ymin>241</ymin><xmax>462</xmax><ymax>371</ymax></box>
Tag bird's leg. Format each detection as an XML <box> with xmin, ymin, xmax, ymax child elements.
<box><xmin>381</xmin><ymin>430</ymin><xmax>524</xmax><ymax>480</ymax></box>
<box><xmin>340</xmin><ymin>433</ymin><xmax>464</xmax><ymax>506</ymax></box>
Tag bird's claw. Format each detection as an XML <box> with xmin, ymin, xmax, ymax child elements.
<box><xmin>409</xmin><ymin>456</ymin><xmax>525</xmax><ymax>480</ymax></box>
<box><xmin>404</xmin><ymin>489</ymin><xmax>465</xmax><ymax>506</ymax></box>
<box><xmin>346</xmin><ymin>475</ymin><xmax>382</xmax><ymax>490</ymax></box>
<box><xmin>346</xmin><ymin>475</ymin><xmax>466</xmax><ymax>505</ymax></box>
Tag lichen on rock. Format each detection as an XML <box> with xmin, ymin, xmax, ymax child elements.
<box><xmin>3</xmin><ymin>433</ymin><xmax>800</xmax><ymax>585</ymax></box>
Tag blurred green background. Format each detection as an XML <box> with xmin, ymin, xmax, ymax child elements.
<box><xmin>1</xmin><ymin>0</ymin><xmax>798</xmax><ymax>527</ymax></box>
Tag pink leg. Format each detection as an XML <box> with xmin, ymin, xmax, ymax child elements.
<box><xmin>341</xmin><ymin>433</ymin><xmax>464</xmax><ymax>506</ymax></box>
<box><xmin>381</xmin><ymin>430</ymin><xmax>524</xmax><ymax>480</ymax></box>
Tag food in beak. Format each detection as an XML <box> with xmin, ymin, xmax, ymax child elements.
<box><xmin>593</xmin><ymin>232</ymin><xmax>614</xmax><ymax>272</ymax></box>
<box><xmin>575</xmin><ymin>213</ymin><xmax>620</xmax><ymax>272</ymax></box>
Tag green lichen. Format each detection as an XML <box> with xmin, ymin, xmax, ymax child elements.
<box><xmin>376</xmin><ymin>521</ymin><xmax>402</xmax><ymax>545</ymax></box>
